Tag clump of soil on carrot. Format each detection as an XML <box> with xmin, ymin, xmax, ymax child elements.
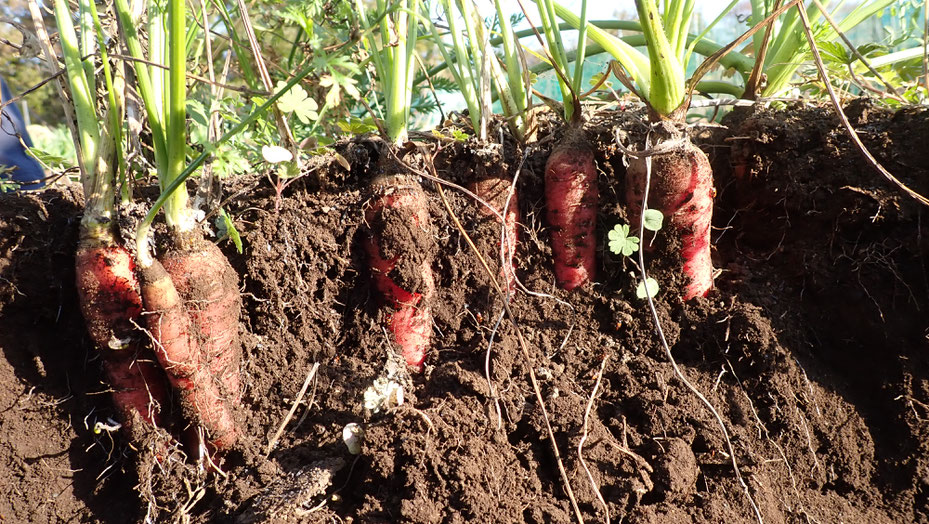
<box><xmin>0</xmin><ymin>102</ymin><xmax>927</xmax><ymax>523</ymax></box>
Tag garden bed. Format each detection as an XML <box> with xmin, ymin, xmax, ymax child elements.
<box><xmin>1</xmin><ymin>102</ymin><xmax>927</xmax><ymax>523</ymax></box>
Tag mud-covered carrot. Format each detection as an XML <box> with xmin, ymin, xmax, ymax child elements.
<box><xmin>46</xmin><ymin>0</ymin><xmax>174</xmax><ymax>435</ymax></box>
<box><xmin>364</xmin><ymin>174</ymin><xmax>436</xmax><ymax>370</ymax></box>
<box><xmin>138</xmin><ymin>259</ymin><xmax>237</xmax><ymax>450</ymax></box>
<box><xmin>469</xmin><ymin>175</ymin><xmax>519</xmax><ymax>292</ymax></box>
<box><xmin>626</xmin><ymin>133</ymin><xmax>713</xmax><ymax>298</ymax></box>
<box><xmin>121</xmin><ymin>0</ymin><xmax>242</xmax><ymax>451</ymax></box>
<box><xmin>428</xmin><ymin>0</ymin><xmax>529</xmax><ymax>293</ymax></box>
<box><xmin>532</xmin><ymin>0</ymin><xmax>598</xmax><ymax>290</ymax></box>
<box><xmin>622</xmin><ymin>0</ymin><xmax>716</xmax><ymax>299</ymax></box>
<box><xmin>357</xmin><ymin>0</ymin><xmax>439</xmax><ymax>370</ymax></box>
<box><xmin>76</xmin><ymin>240</ymin><xmax>169</xmax><ymax>430</ymax></box>
<box><xmin>553</xmin><ymin>0</ymin><xmax>731</xmax><ymax>298</ymax></box>
<box><xmin>160</xmin><ymin>238</ymin><xmax>242</xmax><ymax>405</ymax></box>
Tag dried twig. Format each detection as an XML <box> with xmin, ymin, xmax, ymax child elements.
<box><xmin>193</xmin><ymin>0</ymin><xmax>223</xmax><ymax>213</ymax></box>
<box><xmin>233</xmin><ymin>0</ymin><xmax>299</xmax><ymax>165</ymax></box>
<box><xmin>414</xmin><ymin>53</ymin><xmax>446</xmax><ymax>124</ymax></box>
<box><xmin>809</xmin><ymin>0</ymin><xmax>900</xmax><ymax>99</ymax></box>
<box><xmin>105</xmin><ymin>54</ymin><xmax>262</xmax><ymax>94</ymax></box>
<box><xmin>742</xmin><ymin>0</ymin><xmax>784</xmax><ymax>100</ymax></box>
<box><xmin>0</xmin><ymin>69</ymin><xmax>67</xmax><ymax>113</ymax></box>
<box><xmin>266</xmin><ymin>363</ymin><xmax>320</xmax><ymax>455</ymax></box>
<box><xmin>26</xmin><ymin>0</ymin><xmax>85</xmax><ymax>180</ymax></box>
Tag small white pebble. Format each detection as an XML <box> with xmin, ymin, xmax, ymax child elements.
<box><xmin>342</xmin><ymin>423</ymin><xmax>364</xmax><ymax>455</ymax></box>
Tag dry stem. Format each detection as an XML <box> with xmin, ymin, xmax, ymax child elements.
<box><xmin>266</xmin><ymin>363</ymin><xmax>320</xmax><ymax>455</ymax></box>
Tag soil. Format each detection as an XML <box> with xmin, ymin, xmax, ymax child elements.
<box><xmin>2</xmin><ymin>100</ymin><xmax>928</xmax><ymax>523</ymax></box>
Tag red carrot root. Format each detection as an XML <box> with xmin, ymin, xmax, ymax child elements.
<box><xmin>469</xmin><ymin>176</ymin><xmax>519</xmax><ymax>292</ymax></box>
<box><xmin>626</xmin><ymin>136</ymin><xmax>714</xmax><ymax>300</ymax></box>
<box><xmin>545</xmin><ymin>126</ymin><xmax>598</xmax><ymax>290</ymax></box>
<box><xmin>160</xmin><ymin>237</ymin><xmax>242</xmax><ymax>405</ymax></box>
<box><xmin>76</xmin><ymin>243</ymin><xmax>168</xmax><ymax>430</ymax></box>
<box><xmin>364</xmin><ymin>175</ymin><xmax>436</xmax><ymax>371</ymax></box>
<box><xmin>138</xmin><ymin>259</ymin><xmax>237</xmax><ymax>450</ymax></box>
<box><xmin>100</xmin><ymin>358</ymin><xmax>168</xmax><ymax>432</ymax></box>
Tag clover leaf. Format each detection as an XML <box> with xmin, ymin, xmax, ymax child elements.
<box><xmin>275</xmin><ymin>80</ymin><xmax>319</xmax><ymax>124</ymax></box>
<box><xmin>608</xmin><ymin>223</ymin><xmax>640</xmax><ymax>257</ymax></box>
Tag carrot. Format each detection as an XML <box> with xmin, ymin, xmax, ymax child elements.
<box><xmin>545</xmin><ymin>126</ymin><xmax>598</xmax><ymax>290</ymax></box>
<box><xmin>469</xmin><ymin>176</ymin><xmax>519</xmax><ymax>292</ymax></box>
<box><xmin>364</xmin><ymin>174</ymin><xmax>436</xmax><ymax>371</ymax></box>
<box><xmin>76</xmin><ymin>241</ymin><xmax>169</xmax><ymax>432</ymax></box>
<box><xmin>159</xmin><ymin>236</ymin><xmax>242</xmax><ymax>406</ymax></box>
<box><xmin>626</xmin><ymin>137</ymin><xmax>714</xmax><ymax>300</ymax></box>
<box><xmin>138</xmin><ymin>259</ymin><xmax>237</xmax><ymax>450</ymax></box>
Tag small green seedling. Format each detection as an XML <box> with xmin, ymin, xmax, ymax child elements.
<box><xmin>216</xmin><ymin>208</ymin><xmax>243</xmax><ymax>254</ymax></box>
<box><xmin>642</xmin><ymin>208</ymin><xmax>664</xmax><ymax>232</ymax></box>
<box><xmin>450</xmin><ymin>128</ymin><xmax>469</xmax><ymax>142</ymax></box>
<box><xmin>608</xmin><ymin>223</ymin><xmax>639</xmax><ymax>256</ymax></box>
<box><xmin>336</xmin><ymin>117</ymin><xmax>379</xmax><ymax>136</ymax></box>
<box><xmin>636</xmin><ymin>277</ymin><xmax>660</xmax><ymax>299</ymax></box>
<box><xmin>609</xmin><ymin>209</ymin><xmax>665</xmax><ymax>299</ymax></box>
<box><xmin>431</xmin><ymin>128</ymin><xmax>470</xmax><ymax>142</ymax></box>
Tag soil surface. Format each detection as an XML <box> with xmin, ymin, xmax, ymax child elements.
<box><xmin>1</xmin><ymin>101</ymin><xmax>928</xmax><ymax>523</ymax></box>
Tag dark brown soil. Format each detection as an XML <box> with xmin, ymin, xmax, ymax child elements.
<box><xmin>1</xmin><ymin>101</ymin><xmax>928</xmax><ymax>523</ymax></box>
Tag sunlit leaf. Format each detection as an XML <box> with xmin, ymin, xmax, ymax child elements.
<box><xmin>262</xmin><ymin>145</ymin><xmax>293</xmax><ymax>164</ymax></box>
<box><xmin>643</xmin><ymin>209</ymin><xmax>664</xmax><ymax>232</ymax></box>
<box><xmin>636</xmin><ymin>277</ymin><xmax>660</xmax><ymax>299</ymax></box>
<box><xmin>608</xmin><ymin>223</ymin><xmax>639</xmax><ymax>257</ymax></box>
<box><xmin>275</xmin><ymin>80</ymin><xmax>319</xmax><ymax>124</ymax></box>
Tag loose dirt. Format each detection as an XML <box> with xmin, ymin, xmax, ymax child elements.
<box><xmin>1</xmin><ymin>101</ymin><xmax>927</xmax><ymax>523</ymax></box>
